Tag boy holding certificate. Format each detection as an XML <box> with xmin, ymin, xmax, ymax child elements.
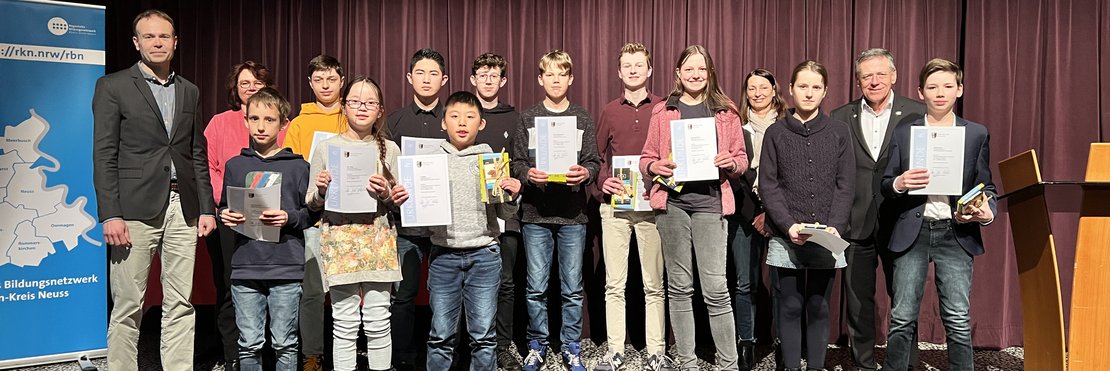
<box><xmin>218</xmin><ymin>88</ymin><xmax>317</xmax><ymax>371</ymax></box>
<box><xmin>387</xmin><ymin>49</ymin><xmax>450</xmax><ymax>369</ymax></box>
<box><xmin>409</xmin><ymin>91</ymin><xmax>522</xmax><ymax>370</ymax></box>
<box><xmin>593</xmin><ymin>42</ymin><xmax>673</xmax><ymax>370</ymax></box>
<box><xmin>509</xmin><ymin>49</ymin><xmax>600</xmax><ymax>371</ymax></box>
<box><xmin>881</xmin><ymin>58</ymin><xmax>996</xmax><ymax>371</ymax></box>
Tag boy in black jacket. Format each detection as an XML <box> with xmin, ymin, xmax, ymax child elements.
<box><xmin>219</xmin><ymin>87</ymin><xmax>318</xmax><ymax>371</ymax></box>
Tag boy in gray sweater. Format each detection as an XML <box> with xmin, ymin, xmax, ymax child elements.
<box><xmin>420</xmin><ymin>91</ymin><xmax>521</xmax><ymax>370</ymax></box>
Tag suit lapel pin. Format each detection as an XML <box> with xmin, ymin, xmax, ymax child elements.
<box><xmin>852</xmin><ymin>114</ymin><xmax>858</xmax><ymax>118</ymax></box>
<box><xmin>895</xmin><ymin>111</ymin><xmax>902</xmax><ymax>116</ymax></box>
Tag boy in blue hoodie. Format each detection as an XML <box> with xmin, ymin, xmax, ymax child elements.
<box><xmin>413</xmin><ymin>91</ymin><xmax>521</xmax><ymax>370</ymax></box>
<box><xmin>219</xmin><ymin>87</ymin><xmax>318</xmax><ymax>371</ymax></box>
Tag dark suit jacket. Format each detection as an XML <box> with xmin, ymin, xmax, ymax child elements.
<box><xmin>730</xmin><ymin>126</ymin><xmax>762</xmax><ymax>222</ymax></box>
<box><xmin>830</xmin><ymin>95</ymin><xmax>925</xmax><ymax>241</ymax></box>
<box><xmin>879</xmin><ymin>116</ymin><xmax>997</xmax><ymax>256</ymax></box>
<box><xmin>92</xmin><ymin>64</ymin><xmax>214</xmax><ymax>222</ymax></box>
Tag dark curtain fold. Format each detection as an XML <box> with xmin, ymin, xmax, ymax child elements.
<box><xmin>93</xmin><ymin>0</ymin><xmax>1110</xmax><ymax>349</ymax></box>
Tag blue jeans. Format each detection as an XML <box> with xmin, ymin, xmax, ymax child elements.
<box><xmin>392</xmin><ymin>234</ymin><xmax>431</xmax><ymax>366</ymax></box>
<box><xmin>522</xmin><ymin>223</ymin><xmax>586</xmax><ymax>349</ymax></box>
<box><xmin>232</xmin><ymin>279</ymin><xmax>302</xmax><ymax>371</ymax></box>
<box><xmin>728</xmin><ymin>216</ymin><xmax>764</xmax><ymax>342</ymax></box>
<box><xmin>885</xmin><ymin>221</ymin><xmax>975</xmax><ymax>371</ymax></box>
<box><xmin>426</xmin><ymin>245</ymin><xmax>502</xmax><ymax>370</ymax></box>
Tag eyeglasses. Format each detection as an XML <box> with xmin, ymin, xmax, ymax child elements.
<box><xmin>238</xmin><ymin>80</ymin><xmax>266</xmax><ymax>89</ymax></box>
<box><xmin>474</xmin><ymin>73</ymin><xmax>502</xmax><ymax>82</ymax></box>
<box><xmin>858</xmin><ymin>71</ymin><xmax>892</xmax><ymax>82</ymax></box>
<box><xmin>345</xmin><ymin>100</ymin><xmax>381</xmax><ymax>110</ymax></box>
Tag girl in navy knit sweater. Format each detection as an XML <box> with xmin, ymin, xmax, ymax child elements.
<box><xmin>758</xmin><ymin>61</ymin><xmax>855</xmax><ymax>371</ymax></box>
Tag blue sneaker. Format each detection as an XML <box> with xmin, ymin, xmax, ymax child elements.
<box><xmin>523</xmin><ymin>340</ymin><xmax>546</xmax><ymax>371</ymax></box>
<box><xmin>562</xmin><ymin>341</ymin><xmax>586</xmax><ymax>371</ymax></box>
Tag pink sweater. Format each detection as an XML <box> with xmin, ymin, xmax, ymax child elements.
<box><xmin>204</xmin><ymin>109</ymin><xmax>288</xmax><ymax>204</ymax></box>
<box><xmin>638</xmin><ymin>100</ymin><xmax>748</xmax><ymax>215</ymax></box>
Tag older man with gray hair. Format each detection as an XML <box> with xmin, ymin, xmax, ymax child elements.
<box><xmin>829</xmin><ymin>48</ymin><xmax>925</xmax><ymax>371</ymax></box>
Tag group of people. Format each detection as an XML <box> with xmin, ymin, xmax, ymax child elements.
<box><xmin>92</xmin><ymin>9</ymin><xmax>998</xmax><ymax>371</ymax></box>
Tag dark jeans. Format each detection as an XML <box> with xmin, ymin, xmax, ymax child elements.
<box><xmin>496</xmin><ymin>231</ymin><xmax>522</xmax><ymax>352</ymax></box>
<box><xmin>426</xmin><ymin>245</ymin><xmax>502</xmax><ymax>370</ymax></box>
<box><xmin>204</xmin><ymin>221</ymin><xmax>239</xmax><ymax>362</ymax></box>
<box><xmin>522</xmin><ymin>223</ymin><xmax>586</xmax><ymax>349</ymax></box>
<box><xmin>728</xmin><ymin>216</ymin><xmax>764</xmax><ymax>342</ymax></box>
<box><xmin>885</xmin><ymin>221</ymin><xmax>975</xmax><ymax>371</ymax></box>
<box><xmin>774</xmin><ymin>267</ymin><xmax>836</xmax><ymax>370</ymax></box>
<box><xmin>393</xmin><ymin>234</ymin><xmax>432</xmax><ymax>366</ymax></box>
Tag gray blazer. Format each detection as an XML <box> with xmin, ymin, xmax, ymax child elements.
<box><xmin>829</xmin><ymin>94</ymin><xmax>925</xmax><ymax>240</ymax></box>
<box><xmin>92</xmin><ymin>64</ymin><xmax>213</xmax><ymax>222</ymax></box>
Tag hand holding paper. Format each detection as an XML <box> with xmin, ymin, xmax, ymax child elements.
<box><xmin>527</xmin><ymin>168</ymin><xmax>550</xmax><ymax>185</ymax></box>
<box><xmin>896</xmin><ymin>168</ymin><xmax>930</xmax><ymax>192</ymax></box>
<box><xmin>367</xmin><ymin>174</ymin><xmax>391</xmax><ymax>199</ymax></box>
<box><xmin>602</xmin><ymin>176</ymin><xmax>625</xmax><ymax>195</ymax></box>
<box><xmin>500</xmin><ymin>177</ymin><xmax>522</xmax><ymax>196</ymax></box>
<box><xmin>713</xmin><ymin>152</ymin><xmax>736</xmax><ymax>172</ymax></box>
<box><xmin>259</xmin><ymin>209</ymin><xmax>288</xmax><ymax>227</ymax></box>
<box><xmin>221</xmin><ymin>208</ymin><xmax>245</xmax><ymax>227</ymax></box>
<box><xmin>566</xmin><ymin>164</ymin><xmax>589</xmax><ymax>186</ymax></box>
<box><xmin>391</xmin><ymin>184</ymin><xmax>409</xmax><ymax>205</ymax></box>
<box><xmin>795</xmin><ymin>223</ymin><xmax>849</xmax><ymax>254</ymax></box>
<box><xmin>650</xmin><ymin>159</ymin><xmax>676</xmax><ymax>177</ymax></box>
<box><xmin>314</xmin><ymin>170</ymin><xmax>332</xmax><ymax>197</ymax></box>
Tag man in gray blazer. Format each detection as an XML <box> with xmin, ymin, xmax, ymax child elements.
<box><xmin>829</xmin><ymin>48</ymin><xmax>925</xmax><ymax>371</ymax></box>
<box><xmin>92</xmin><ymin>9</ymin><xmax>215</xmax><ymax>371</ymax></box>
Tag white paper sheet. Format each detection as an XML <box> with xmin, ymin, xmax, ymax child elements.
<box><xmin>401</xmin><ymin>136</ymin><xmax>446</xmax><ymax>156</ymax></box>
<box><xmin>325</xmin><ymin>143</ymin><xmax>378</xmax><ymax>213</ymax></box>
<box><xmin>908</xmin><ymin>126</ymin><xmax>965</xmax><ymax>196</ymax></box>
<box><xmin>670</xmin><ymin>117</ymin><xmax>719</xmax><ymax>182</ymax></box>
<box><xmin>227</xmin><ymin>185</ymin><xmax>282</xmax><ymax>242</ymax></box>
<box><xmin>534</xmin><ymin>116</ymin><xmax>579</xmax><ymax>174</ymax></box>
<box><xmin>799</xmin><ymin>226</ymin><xmax>849</xmax><ymax>255</ymax></box>
<box><xmin>398</xmin><ymin>154</ymin><xmax>453</xmax><ymax>227</ymax></box>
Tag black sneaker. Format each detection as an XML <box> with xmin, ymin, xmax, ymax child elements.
<box><xmin>498</xmin><ymin>349</ymin><xmax>523</xmax><ymax>371</ymax></box>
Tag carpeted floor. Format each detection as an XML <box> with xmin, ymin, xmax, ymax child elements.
<box><xmin>10</xmin><ymin>341</ymin><xmax>1025</xmax><ymax>370</ymax></box>
<box><xmin>10</xmin><ymin>306</ymin><xmax>1024</xmax><ymax>370</ymax></box>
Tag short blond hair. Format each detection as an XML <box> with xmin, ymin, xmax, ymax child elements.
<box><xmin>618</xmin><ymin>42</ymin><xmax>652</xmax><ymax>68</ymax></box>
<box><xmin>539</xmin><ymin>49</ymin><xmax>573</xmax><ymax>75</ymax></box>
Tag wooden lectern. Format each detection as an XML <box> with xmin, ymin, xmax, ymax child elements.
<box><xmin>998</xmin><ymin>143</ymin><xmax>1110</xmax><ymax>370</ymax></box>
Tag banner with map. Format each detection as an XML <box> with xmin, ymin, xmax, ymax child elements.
<box><xmin>0</xmin><ymin>0</ymin><xmax>106</xmax><ymax>367</ymax></box>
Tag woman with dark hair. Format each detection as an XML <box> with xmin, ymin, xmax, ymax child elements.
<box><xmin>758</xmin><ymin>60</ymin><xmax>855</xmax><ymax>371</ymax></box>
<box><xmin>729</xmin><ymin>68</ymin><xmax>788</xmax><ymax>370</ymax></box>
<box><xmin>202</xmin><ymin>60</ymin><xmax>283</xmax><ymax>371</ymax></box>
<box><xmin>640</xmin><ymin>44</ymin><xmax>748</xmax><ymax>370</ymax></box>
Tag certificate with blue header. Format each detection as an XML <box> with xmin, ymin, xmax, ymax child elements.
<box><xmin>908</xmin><ymin>126</ymin><xmax>964</xmax><ymax>196</ymax></box>
<box><xmin>670</xmin><ymin>117</ymin><xmax>718</xmax><ymax>182</ymax></box>
<box><xmin>534</xmin><ymin>116</ymin><xmax>579</xmax><ymax>176</ymax></box>
<box><xmin>398</xmin><ymin>154</ymin><xmax>452</xmax><ymax>227</ymax></box>
<box><xmin>325</xmin><ymin>143</ymin><xmax>378</xmax><ymax>213</ymax></box>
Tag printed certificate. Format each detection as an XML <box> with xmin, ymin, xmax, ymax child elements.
<box><xmin>398</xmin><ymin>154</ymin><xmax>452</xmax><ymax>227</ymax></box>
<box><xmin>670</xmin><ymin>117</ymin><xmax>719</xmax><ymax>182</ymax></box>
<box><xmin>325</xmin><ymin>143</ymin><xmax>378</xmax><ymax>213</ymax></box>
<box><xmin>908</xmin><ymin>126</ymin><xmax>965</xmax><ymax>196</ymax></box>
<box><xmin>227</xmin><ymin>185</ymin><xmax>281</xmax><ymax>242</ymax></box>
